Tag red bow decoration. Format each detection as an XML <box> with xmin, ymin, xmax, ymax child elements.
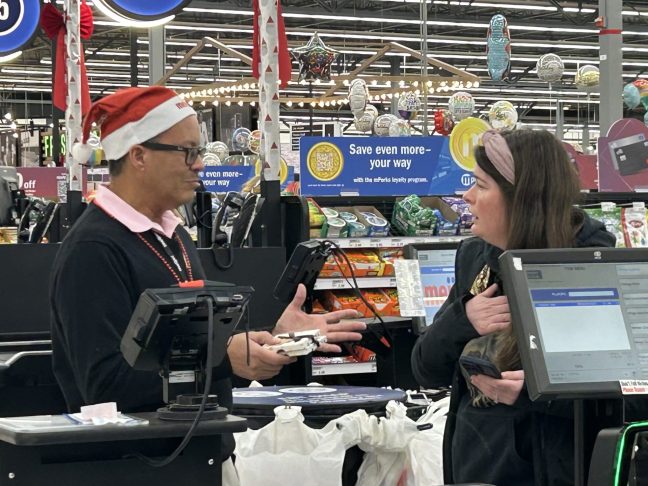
<box><xmin>252</xmin><ymin>0</ymin><xmax>292</xmax><ymax>88</ymax></box>
<box><xmin>40</xmin><ymin>0</ymin><xmax>94</xmax><ymax>114</ymax></box>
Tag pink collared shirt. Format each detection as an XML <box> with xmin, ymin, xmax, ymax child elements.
<box><xmin>93</xmin><ymin>185</ymin><xmax>181</xmax><ymax>239</ymax></box>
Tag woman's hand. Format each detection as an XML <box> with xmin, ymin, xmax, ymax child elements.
<box><xmin>470</xmin><ymin>370</ymin><xmax>525</xmax><ymax>405</ymax></box>
<box><xmin>465</xmin><ymin>283</ymin><xmax>511</xmax><ymax>335</ymax></box>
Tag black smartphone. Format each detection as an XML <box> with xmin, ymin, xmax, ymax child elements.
<box><xmin>459</xmin><ymin>355</ymin><xmax>502</xmax><ymax>379</ymax></box>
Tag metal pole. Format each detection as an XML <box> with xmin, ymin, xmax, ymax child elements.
<box><xmin>130</xmin><ymin>29</ymin><xmax>138</xmax><ymax>87</ymax></box>
<box><xmin>390</xmin><ymin>57</ymin><xmax>400</xmax><ymax>117</ymax></box>
<box><xmin>556</xmin><ymin>100</ymin><xmax>564</xmax><ymax>141</ymax></box>
<box><xmin>598</xmin><ymin>0</ymin><xmax>623</xmax><ymax>136</ymax></box>
<box><xmin>64</xmin><ymin>0</ymin><xmax>82</xmax><ymax>192</ymax></box>
<box><xmin>51</xmin><ymin>41</ymin><xmax>62</xmax><ymax>165</ymax></box>
<box><xmin>148</xmin><ymin>26</ymin><xmax>166</xmax><ymax>84</ymax></box>
<box><xmin>421</xmin><ymin>0</ymin><xmax>429</xmax><ymax>135</ymax></box>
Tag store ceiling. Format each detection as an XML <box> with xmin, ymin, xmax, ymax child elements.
<box><xmin>4</xmin><ymin>0</ymin><xmax>648</xmax><ymax>139</ymax></box>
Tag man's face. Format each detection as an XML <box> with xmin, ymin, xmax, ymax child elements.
<box><xmin>141</xmin><ymin>115</ymin><xmax>204</xmax><ymax>210</ymax></box>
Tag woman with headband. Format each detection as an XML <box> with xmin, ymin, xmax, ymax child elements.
<box><xmin>411</xmin><ymin>129</ymin><xmax>615</xmax><ymax>485</ymax></box>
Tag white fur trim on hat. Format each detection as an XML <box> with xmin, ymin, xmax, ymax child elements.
<box><xmin>72</xmin><ymin>142</ymin><xmax>94</xmax><ymax>164</ymax></box>
<box><xmin>100</xmin><ymin>96</ymin><xmax>196</xmax><ymax>161</ymax></box>
<box><xmin>72</xmin><ymin>133</ymin><xmax>102</xmax><ymax>164</ymax></box>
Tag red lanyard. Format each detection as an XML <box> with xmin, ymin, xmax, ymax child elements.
<box><xmin>136</xmin><ymin>232</ymin><xmax>194</xmax><ymax>284</ymax></box>
<box><xmin>92</xmin><ymin>200</ymin><xmax>194</xmax><ymax>283</ymax></box>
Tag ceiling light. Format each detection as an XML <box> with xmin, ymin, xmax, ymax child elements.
<box><xmin>0</xmin><ymin>51</ymin><xmax>22</xmax><ymax>63</ymax></box>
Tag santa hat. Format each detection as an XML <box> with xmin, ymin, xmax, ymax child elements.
<box><xmin>72</xmin><ymin>86</ymin><xmax>196</xmax><ymax>164</ymax></box>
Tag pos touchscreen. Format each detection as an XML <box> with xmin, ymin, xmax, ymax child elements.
<box><xmin>499</xmin><ymin>248</ymin><xmax>648</xmax><ymax>401</ymax></box>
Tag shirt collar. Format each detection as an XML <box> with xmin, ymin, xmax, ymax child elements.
<box><xmin>93</xmin><ymin>184</ymin><xmax>181</xmax><ymax>239</ymax></box>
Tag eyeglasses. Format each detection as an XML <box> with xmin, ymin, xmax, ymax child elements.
<box><xmin>140</xmin><ymin>141</ymin><xmax>206</xmax><ymax>166</ymax></box>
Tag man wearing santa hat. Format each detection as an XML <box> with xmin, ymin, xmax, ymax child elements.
<box><xmin>50</xmin><ymin>86</ymin><xmax>365</xmax><ymax>474</ymax></box>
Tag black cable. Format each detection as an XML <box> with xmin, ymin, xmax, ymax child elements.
<box><xmin>196</xmin><ymin>208</ymin><xmax>214</xmax><ymax>229</ymax></box>
<box><xmin>211</xmin><ymin>243</ymin><xmax>234</xmax><ymax>270</ymax></box>
<box><xmin>321</xmin><ymin>240</ymin><xmax>392</xmax><ymax>345</ymax></box>
<box><xmin>127</xmin><ymin>297</ymin><xmax>215</xmax><ymax>467</ymax></box>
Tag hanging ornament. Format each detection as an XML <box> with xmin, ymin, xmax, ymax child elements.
<box><xmin>574</xmin><ymin>65</ymin><xmax>600</xmax><ymax>90</ymax></box>
<box><xmin>208</xmin><ymin>141</ymin><xmax>230</xmax><ymax>162</ymax></box>
<box><xmin>291</xmin><ymin>32</ymin><xmax>339</xmax><ymax>82</ymax></box>
<box><xmin>448</xmin><ymin>92</ymin><xmax>475</xmax><ymax>121</ymax></box>
<box><xmin>365</xmin><ymin>104</ymin><xmax>379</xmax><ymax>118</ymax></box>
<box><xmin>202</xmin><ymin>153</ymin><xmax>221</xmax><ymax>166</ymax></box>
<box><xmin>536</xmin><ymin>54</ymin><xmax>564</xmax><ymax>83</ymax></box>
<box><xmin>488</xmin><ymin>101</ymin><xmax>518</xmax><ymax>130</ymax></box>
<box><xmin>434</xmin><ymin>109</ymin><xmax>454</xmax><ymax>136</ymax></box>
<box><xmin>634</xmin><ymin>79</ymin><xmax>648</xmax><ymax>126</ymax></box>
<box><xmin>354</xmin><ymin>109</ymin><xmax>377</xmax><ymax>133</ymax></box>
<box><xmin>389</xmin><ymin>118</ymin><xmax>411</xmax><ymax>137</ymax></box>
<box><xmin>248</xmin><ymin>130</ymin><xmax>262</xmax><ymax>154</ymax></box>
<box><xmin>486</xmin><ymin>14</ymin><xmax>511</xmax><ymax>82</ymax></box>
<box><xmin>623</xmin><ymin>83</ymin><xmax>641</xmax><ymax>110</ymax></box>
<box><xmin>374</xmin><ymin>114</ymin><xmax>398</xmax><ymax>136</ymax></box>
<box><xmin>231</xmin><ymin>127</ymin><xmax>252</xmax><ymax>152</ymax></box>
<box><xmin>348</xmin><ymin>79</ymin><xmax>369</xmax><ymax>117</ymax></box>
<box><xmin>397</xmin><ymin>92</ymin><xmax>421</xmax><ymax>121</ymax></box>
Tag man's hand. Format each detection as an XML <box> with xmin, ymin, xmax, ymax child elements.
<box><xmin>228</xmin><ymin>332</ymin><xmax>295</xmax><ymax>380</ymax></box>
<box><xmin>470</xmin><ymin>370</ymin><xmax>525</xmax><ymax>405</ymax></box>
<box><xmin>465</xmin><ymin>283</ymin><xmax>510</xmax><ymax>335</ymax></box>
<box><xmin>274</xmin><ymin>284</ymin><xmax>367</xmax><ymax>353</ymax></box>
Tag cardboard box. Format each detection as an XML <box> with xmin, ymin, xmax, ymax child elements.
<box><xmin>392</xmin><ymin>196</ymin><xmax>460</xmax><ymax>236</ymax></box>
<box><xmin>384</xmin><ymin>288</ymin><xmax>401</xmax><ymax>317</ymax></box>
<box><xmin>319</xmin><ymin>250</ymin><xmax>384</xmax><ymax>278</ymax></box>
<box><xmin>376</xmin><ymin>248</ymin><xmax>403</xmax><ymax>277</ymax></box>
<box><xmin>362</xmin><ymin>289</ymin><xmax>394</xmax><ymax>317</ymax></box>
<box><xmin>319</xmin><ymin>290</ymin><xmax>369</xmax><ymax>316</ymax></box>
<box><xmin>352</xmin><ymin>206</ymin><xmax>391</xmax><ymax>237</ymax></box>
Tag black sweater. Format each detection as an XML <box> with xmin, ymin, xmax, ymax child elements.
<box><xmin>411</xmin><ymin>212</ymin><xmax>616</xmax><ymax>485</ymax></box>
<box><xmin>50</xmin><ymin>204</ymin><xmax>234</xmax><ymax>457</ymax></box>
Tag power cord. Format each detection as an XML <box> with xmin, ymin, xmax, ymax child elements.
<box><xmin>321</xmin><ymin>240</ymin><xmax>393</xmax><ymax>348</ymax></box>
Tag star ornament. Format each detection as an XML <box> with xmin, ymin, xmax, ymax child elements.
<box><xmin>292</xmin><ymin>32</ymin><xmax>339</xmax><ymax>82</ymax></box>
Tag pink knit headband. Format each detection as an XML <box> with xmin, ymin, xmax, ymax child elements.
<box><xmin>481</xmin><ymin>130</ymin><xmax>515</xmax><ymax>184</ymax></box>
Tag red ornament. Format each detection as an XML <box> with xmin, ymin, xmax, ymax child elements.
<box><xmin>434</xmin><ymin>109</ymin><xmax>454</xmax><ymax>136</ymax></box>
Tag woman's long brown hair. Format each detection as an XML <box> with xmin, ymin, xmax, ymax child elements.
<box><xmin>474</xmin><ymin>129</ymin><xmax>583</xmax><ymax>371</ymax></box>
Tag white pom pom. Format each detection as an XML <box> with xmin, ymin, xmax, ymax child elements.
<box><xmin>72</xmin><ymin>142</ymin><xmax>94</xmax><ymax>164</ymax></box>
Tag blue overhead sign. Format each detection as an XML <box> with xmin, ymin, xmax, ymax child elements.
<box><xmin>0</xmin><ymin>0</ymin><xmax>40</xmax><ymax>56</ymax></box>
<box><xmin>199</xmin><ymin>166</ymin><xmax>294</xmax><ymax>193</ymax></box>
<box><xmin>98</xmin><ymin>0</ymin><xmax>191</xmax><ymax>20</ymax></box>
<box><xmin>299</xmin><ymin>136</ymin><xmax>474</xmax><ymax>196</ymax></box>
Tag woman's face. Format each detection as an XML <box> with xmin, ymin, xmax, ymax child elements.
<box><xmin>463</xmin><ymin>164</ymin><xmax>509</xmax><ymax>249</ymax></box>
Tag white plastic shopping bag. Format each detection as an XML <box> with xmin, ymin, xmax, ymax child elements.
<box><xmin>334</xmin><ymin>399</ymin><xmax>448</xmax><ymax>486</ymax></box>
<box><xmin>234</xmin><ymin>406</ymin><xmax>347</xmax><ymax>486</ymax></box>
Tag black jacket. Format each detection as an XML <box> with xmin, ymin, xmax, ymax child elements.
<box><xmin>50</xmin><ymin>203</ymin><xmax>234</xmax><ymax>460</ymax></box>
<box><xmin>411</xmin><ymin>211</ymin><xmax>616</xmax><ymax>485</ymax></box>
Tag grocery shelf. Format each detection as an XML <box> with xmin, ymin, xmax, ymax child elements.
<box><xmin>314</xmin><ymin>235</ymin><xmax>467</xmax><ymax>249</ymax></box>
<box><xmin>314</xmin><ymin>277</ymin><xmax>397</xmax><ymax>290</ymax></box>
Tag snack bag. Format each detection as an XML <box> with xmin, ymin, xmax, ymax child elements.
<box><xmin>622</xmin><ymin>206</ymin><xmax>648</xmax><ymax>248</ymax></box>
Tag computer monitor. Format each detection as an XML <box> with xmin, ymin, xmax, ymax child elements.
<box><xmin>0</xmin><ymin>166</ymin><xmax>19</xmax><ymax>226</ymax></box>
<box><xmin>402</xmin><ymin>241</ymin><xmax>459</xmax><ymax>334</ymax></box>
<box><xmin>0</xmin><ymin>243</ymin><xmax>60</xmax><ymax>339</ymax></box>
<box><xmin>499</xmin><ymin>247</ymin><xmax>648</xmax><ymax>401</ymax></box>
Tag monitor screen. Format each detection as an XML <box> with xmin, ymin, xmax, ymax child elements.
<box><xmin>0</xmin><ymin>243</ymin><xmax>60</xmax><ymax>339</ymax></box>
<box><xmin>500</xmin><ymin>248</ymin><xmax>648</xmax><ymax>401</ymax></box>
<box><xmin>402</xmin><ymin>242</ymin><xmax>459</xmax><ymax>334</ymax></box>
